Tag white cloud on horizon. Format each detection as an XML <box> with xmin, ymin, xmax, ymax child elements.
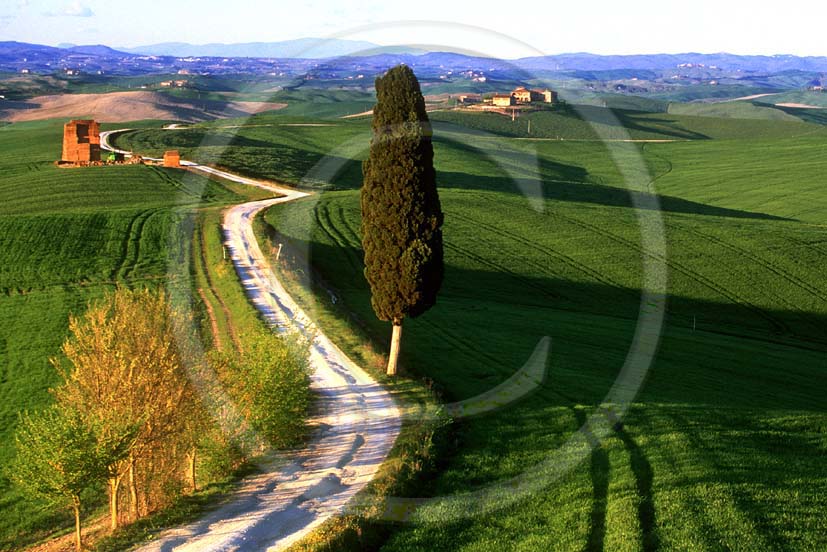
<box><xmin>43</xmin><ymin>1</ymin><xmax>94</xmax><ymax>18</ymax></box>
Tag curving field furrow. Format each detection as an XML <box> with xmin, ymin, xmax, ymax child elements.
<box><xmin>449</xmin><ymin>209</ymin><xmax>628</xmax><ymax>291</ymax></box>
<box><xmin>677</xmin><ymin>225</ymin><xmax>827</xmax><ymax>302</ymax></box>
<box><xmin>669</xmin><ymin>223</ymin><xmax>827</xmax><ymax>338</ymax></box>
<box><xmin>642</xmin><ymin>143</ymin><xmax>675</xmax><ymax>187</ymax></box>
<box><xmin>417</xmin><ymin>316</ymin><xmax>514</xmax><ymax>378</ymax></box>
<box><xmin>148</xmin><ymin>165</ymin><xmax>202</xmax><ymax>200</ymax></box>
<box><xmin>121</xmin><ymin>209</ymin><xmax>161</xmax><ymax>282</ymax></box>
<box><xmin>112</xmin><ymin>209</ymin><xmax>152</xmax><ymax>282</ymax></box>
<box><xmin>313</xmin><ymin>203</ymin><xmax>363</xmax><ymax>275</ymax></box>
<box><xmin>443</xmin><ymin>241</ymin><xmax>560</xmax><ymax>301</ymax></box>
<box><xmin>331</xmin><ymin>203</ymin><xmax>362</xmax><ymax>249</ymax></box>
<box><xmin>784</xmin><ymin>233</ymin><xmax>827</xmax><ymax>259</ymax></box>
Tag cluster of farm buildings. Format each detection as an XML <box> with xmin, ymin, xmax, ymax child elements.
<box><xmin>59</xmin><ymin>119</ymin><xmax>181</xmax><ymax>168</ymax></box>
<box><xmin>456</xmin><ymin>86</ymin><xmax>558</xmax><ymax>108</ymax></box>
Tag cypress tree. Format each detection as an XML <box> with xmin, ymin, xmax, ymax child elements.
<box><xmin>361</xmin><ymin>64</ymin><xmax>444</xmax><ymax>375</ymax></box>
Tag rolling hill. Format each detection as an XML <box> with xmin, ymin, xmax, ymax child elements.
<box><xmin>0</xmin><ymin>91</ymin><xmax>286</xmax><ymax>123</ymax></box>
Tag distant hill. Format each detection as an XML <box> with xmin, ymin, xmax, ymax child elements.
<box><xmin>3</xmin><ymin>40</ymin><xmax>827</xmax><ymax>99</ymax></box>
<box><xmin>118</xmin><ymin>38</ymin><xmax>403</xmax><ymax>59</ymax></box>
<box><xmin>516</xmin><ymin>52</ymin><xmax>827</xmax><ymax>73</ymax></box>
<box><xmin>0</xmin><ymin>91</ymin><xmax>287</xmax><ymax>123</ymax></box>
<box><xmin>65</xmin><ymin>44</ymin><xmax>130</xmax><ymax>56</ymax></box>
<box><xmin>0</xmin><ymin>41</ymin><xmax>62</xmax><ymax>56</ymax></box>
<box><xmin>5</xmin><ymin>40</ymin><xmax>827</xmax><ymax>72</ymax></box>
<box><xmin>0</xmin><ymin>41</ymin><xmax>129</xmax><ymax>60</ymax></box>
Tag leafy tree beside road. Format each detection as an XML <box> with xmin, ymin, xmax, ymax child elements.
<box><xmin>12</xmin><ymin>406</ymin><xmax>131</xmax><ymax>552</ymax></box>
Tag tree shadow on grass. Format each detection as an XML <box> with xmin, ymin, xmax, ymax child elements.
<box><xmin>615</xmin><ymin>427</ymin><xmax>659</xmax><ymax>551</ymax></box>
<box><xmin>436</xmin><ymin>168</ymin><xmax>790</xmax><ymax>221</ymax></box>
<box><xmin>612</xmin><ymin>110</ymin><xmax>710</xmax><ymax>141</ymax></box>
<box><xmin>263</xmin><ymin>228</ymin><xmax>827</xmax><ymax>406</ymax></box>
<box><xmin>430</xmin><ymin>136</ymin><xmax>789</xmax><ymax>221</ymax></box>
<box><xmin>754</xmin><ymin>101</ymin><xmax>827</xmax><ymax>126</ymax></box>
<box><xmin>572</xmin><ymin>408</ymin><xmax>610</xmax><ymax>552</ymax></box>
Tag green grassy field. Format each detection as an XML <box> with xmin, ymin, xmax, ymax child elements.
<box><xmin>245</xmin><ymin>111</ymin><xmax>826</xmax><ymax>550</ymax></box>
<box><xmin>0</xmin><ymin>119</ymin><xmax>259</xmax><ymax>549</ymax></box>
<box><xmin>754</xmin><ymin>90</ymin><xmax>827</xmax><ymax>108</ymax></box>
<box><xmin>430</xmin><ymin>107</ymin><xmax>825</xmax><ymax>141</ymax></box>
<box><xmin>648</xmin><ymin>84</ymin><xmax>779</xmax><ymax>102</ymax></box>
<box><xmin>110</xmin><ymin>115</ymin><xmax>369</xmax><ymax>189</ymax></box>
<box><xmin>5</xmin><ymin>99</ymin><xmax>827</xmax><ymax>551</ymax></box>
<box><xmin>666</xmin><ymin>100</ymin><xmax>802</xmax><ymax>121</ymax></box>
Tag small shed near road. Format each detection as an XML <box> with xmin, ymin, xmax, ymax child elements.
<box><xmin>163</xmin><ymin>150</ymin><xmax>181</xmax><ymax>168</ymax></box>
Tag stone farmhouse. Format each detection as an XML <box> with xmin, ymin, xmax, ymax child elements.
<box><xmin>492</xmin><ymin>93</ymin><xmax>515</xmax><ymax>107</ymax></box>
<box><xmin>511</xmin><ymin>87</ymin><xmax>558</xmax><ymax>104</ymax></box>
<box><xmin>488</xmin><ymin>87</ymin><xmax>558</xmax><ymax>108</ymax></box>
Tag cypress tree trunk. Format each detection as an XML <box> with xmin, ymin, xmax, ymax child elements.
<box><xmin>387</xmin><ymin>320</ymin><xmax>403</xmax><ymax>376</ymax></box>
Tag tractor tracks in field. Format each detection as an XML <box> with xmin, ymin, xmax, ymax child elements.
<box><xmin>669</xmin><ymin>223</ymin><xmax>827</xmax><ymax>314</ymax></box>
<box><xmin>785</xmin><ymin>232</ymin><xmax>827</xmax><ymax>259</ymax></box>
<box><xmin>113</xmin><ymin>208</ymin><xmax>159</xmax><ymax>282</ymax></box>
<box><xmin>330</xmin><ymin>204</ymin><xmax>363</xmax><ymax>249</ymax></box>
<box><xmin>473</xmin><ymin>194</ymin><xmax>790</xmax><ymax>335</ymax></box>
<box><xmin>642</xmin><ymin>144</ymin><xmax>823</xmax><ymax>335</ymax></box>
<box><xmin>313</xmin><ymin>203</ymin><xmax>363</xmax><ymax>276</ymax></box>
<box><xmin>196</xmin><ymin>287</ymin><xmax>223</xmax><ymax>351</ymax></box>
<box><xmin>418</xmin><ymin>316</ymin><xmax>518</xmax><ymax>380</ymax></box>
<box><xmin>536</xmin><ymin>202</ymin><xmax>791</xmax><ymax>335</ymax></box>
<box><xmin>641</xmin><ymin>143</ymin><xmax>674</xmax><ymax>188</ymax></box>
<box><xmin>435</xmin><ymin>206</ymin><xmax>586</xmax><ymax>300</ymax></box>
<box><xmin>195</xmin><ymin>215</ymin><xmax>242</xmax><ymax>352</ymax></box>
<box><xmin>448</xmin><ymin>209</ymin><xmax>628</xmax><ymax>292</ymax></box>
<box><xmin>443</xmin><ymin>240</ymin><xmax>561</xmax><ymax>300</ymax></box>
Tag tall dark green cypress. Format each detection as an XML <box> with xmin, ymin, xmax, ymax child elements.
<box><xmin>361</xmin><ymin>65</ymin><xmax>444</xmax><ymax>375</ymax></box>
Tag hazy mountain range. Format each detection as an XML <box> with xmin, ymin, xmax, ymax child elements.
<box><xmin>3</xmin><ymin>40</ymin><xmax>827</xmax><ymax>75</ymax></box>
<box><xmin>62</xmin><ymin>38</ymin><xmax>426</xmax><ymax>59</ymax></box>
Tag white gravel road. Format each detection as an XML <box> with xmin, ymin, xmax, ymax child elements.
<box><xmin>101</xmin><ymin>130</ymin><xmax>402</xmax><ymax>551</ymax></box>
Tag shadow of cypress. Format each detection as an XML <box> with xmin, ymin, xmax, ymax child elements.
<box><xmin>573</xmin><ymin>408</ymin><xmax>610</xmax><ymax>552</ymax></box>
<box><xmin>616</xmin><ymin>428</ymin><xmax>659</xmax><ymax>551</ymax></box>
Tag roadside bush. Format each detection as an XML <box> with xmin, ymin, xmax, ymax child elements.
<box><xmin>213</xmin><ymin>329</ymin><xmax>312</xmax><ymax>448</ymax></box>
<box><xmin>197</xmin><ymin>433</ymin><xmax>248</xmax><ymax>481</ymax></box>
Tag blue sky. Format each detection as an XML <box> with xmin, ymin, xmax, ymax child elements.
<box><xmin>2</xmin><ymin>0</ymin><xmax>825</xmax><ymax>58</ymax></box>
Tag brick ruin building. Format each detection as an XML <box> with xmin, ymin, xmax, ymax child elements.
<box><xmin>62</xmin><ymin>120</ymin><xmax>101</xmax><ymax>164</ymax></box>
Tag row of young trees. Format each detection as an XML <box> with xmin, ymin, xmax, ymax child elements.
<box><xmin>12</xmin><ymin>287</ymin><xmax>310</xmax><ymax>551</ymax></box>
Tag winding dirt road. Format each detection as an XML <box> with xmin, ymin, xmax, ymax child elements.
<box><xmin>101</xmin><ymin>131</ymin><xmax>401</xmax><ymax>551</ymax></box>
